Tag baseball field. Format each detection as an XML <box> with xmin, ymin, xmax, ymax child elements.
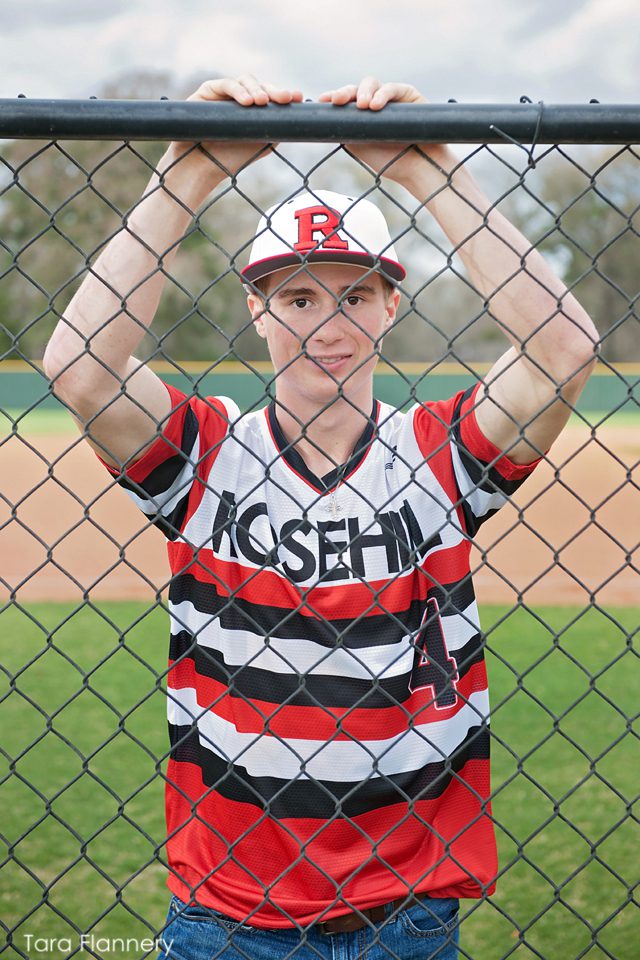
<box><xmin>1</xmin><ymin>402</ymin><xmax>637</xmax><ymax>607</ymax></box>
<box><xmin>1</xmin><ymin>374</ymin><xmax>638</xmax><ymax>959</ymax></box>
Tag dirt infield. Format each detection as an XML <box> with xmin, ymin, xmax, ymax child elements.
<box><xmin>1</xmin><ymin>423</ymin><xmax>637</xmax><ymax>606</ymax></box>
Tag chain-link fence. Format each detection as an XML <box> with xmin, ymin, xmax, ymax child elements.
<box><xmin>1</xmin><ymin>99</ymin><xmax>638</xmax><ymax>960</ymax></box>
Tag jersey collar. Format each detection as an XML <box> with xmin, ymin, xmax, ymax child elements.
<box><xmin>267</xmin><ymin>400</ymin><xmax>379</xmax><ymax>494</ymax></box>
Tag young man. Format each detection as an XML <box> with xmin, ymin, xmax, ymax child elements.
<box><xmin>44</xmin><ymin>76</ymin><xmax>598</xmax><ymax>960</ymax></box>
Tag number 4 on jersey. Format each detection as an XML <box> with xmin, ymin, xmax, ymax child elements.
<box><xmin>409</xmin><ymin>597</ymin><xmax>459</xmax><ymax>708</ymax></box>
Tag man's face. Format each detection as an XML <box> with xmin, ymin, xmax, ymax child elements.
<box><xmin>247</xmin><ymin>263</ymin><xmax>400</xmax><ymax>411</ymax></box>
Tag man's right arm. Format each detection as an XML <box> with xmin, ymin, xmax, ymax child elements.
<box><xmin>43</xmin><ymin>76</ymin><xmax>302</xmax><ymax>467</ymax></box>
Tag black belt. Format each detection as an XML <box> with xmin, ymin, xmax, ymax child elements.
<box><xmin>316</xmin><ymin>895</ymin><xmax>425</xmax><ymax>935</ymax></box>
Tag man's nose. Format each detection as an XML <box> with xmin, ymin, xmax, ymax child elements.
<box><xmin>312</xmin><ymin>304</ymin><xmax>348</xmax><ymax>340</ymax></box>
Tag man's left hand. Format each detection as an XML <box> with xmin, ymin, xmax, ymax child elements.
<box><xmin>318</xmin><ymin>77</ymin><xmax>451</xmax><ymax>185</ymax></box>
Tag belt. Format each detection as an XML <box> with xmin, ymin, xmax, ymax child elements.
<box><xmin>315</xmin><ymin>895</ymin><xmax>425</xmax><ymax>936</ymax></box>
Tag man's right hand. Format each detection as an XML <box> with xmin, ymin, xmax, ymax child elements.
<box><xmin>163</xmin><ymin>75</ymin><xmax>304</xmax><ymax>182</ymax></box>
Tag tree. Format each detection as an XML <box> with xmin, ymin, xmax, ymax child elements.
<box><xmin>3</xmin><ymin>80</ymin><xmax>636</xmax><ymax>366</ymax></box>
<box><xmin>500</xmin><ymin>145</ymin><xmax>640</xmax><ymax>362</ymax></box>
<box><xmin>0</xmin><ymin>70</ymin><xmax>265</xmax><ymax>366</ymax></box>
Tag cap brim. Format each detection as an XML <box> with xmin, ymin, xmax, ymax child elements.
<box><xmin>241</xmin><ymin>250</ymin><xmax>406</xmax><ymax>285</ymax></box>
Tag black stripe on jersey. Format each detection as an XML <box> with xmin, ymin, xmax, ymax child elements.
<box><xmin>169</xmin><ymin>628</ymin><xmax>484</xmax><ymax>709</ymax></box>
<box><xmin>169</xmin><ymin>574</ymin><xmax>476</xmax><ymax>650</ymax></box>
<box><xmin>450</xmin><ymin>388</ymin><xmax>529</xmax><ymax>536</ymax></box>
<box><xmin>167</xmin><ymin>722</ymin><xmax>490</xmax><ymax>819</ymax></box>
<box><xmin>451</xmin><ymin>389</ymin><xmax>526</xmax><ymax>498</ymax></box>
<box><xmin>153</xmin><ymin>503</ymin><xmax>191</xmax><ymax>542</ymax></box>
<box><xmin>118</xmin><ymin>406</ymin><xmax>199</xmax><ymax>540</ymax></box>
<box><xmin>136</xmin><ymin>492</ymin><xmax>192</xmax><ymax>542</ymax></box>
<box><xmin>119</xmin><ymin>406</ymin><xmax>199</xmax><ymax>498</ymax></box>
<box><xmin>427</xmin><ymin>579</ymin><xmax>476</xmax><ymax>618</ymax></box>
<box><xmin>171</xmin><ymin>573</ymin><xmax>421</xmax><ymax>647</ymax></box>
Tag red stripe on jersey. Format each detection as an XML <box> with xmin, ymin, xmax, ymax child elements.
<box><xmin>459</xmin><ymin>383</ymin><xmax>542</xmax><ymax>480</ymax></box>
<box><xmin>164</xmin><ymin>757</ymin><xmax>496</xmax><ymax>925</ymax></box>
<box><xmin>166</xmin><ymin>541</ymin><xmax>472</xmax><ymax>615</ymax></box>
<box><xmin>167</xmin><ymin>541</ymin><xmax>308</xmax><ymax>606</ymax></box>
<box><xmin>166</xmin><ymin>658</ymin><xmax>488</xmax><ymax>740</ymax></box>
<box><xmin>182</xmin><ymin>396</ymin><xmax>230</xmax><ymax>518</ymax></box>
<box><xmin>412</xmin><ymin>394</ymin><xmax>468</xmax><ymax>531</ymax></box>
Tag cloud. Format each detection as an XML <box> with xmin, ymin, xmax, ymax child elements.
<box><xmin>0</xmin><ymin>0</ymin><xmax>636</xmax><ymax>103</ymax></box>
<box><xmin>514</xmin><ymin>0</ymin><xmax>640</xmax><ymax>100</ymax></box>
<box><xmin>2</xmin><ymin>0</ymin><xmax>131</xmax><ymax>33</ymax></box>
<box><xmin>512</xmin><ymin>0</ymin><xmax>591</xmax><ymax>40</ymax></box>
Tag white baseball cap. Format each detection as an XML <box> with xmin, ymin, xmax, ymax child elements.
<box><xmin>241</xmin><ymin>189</ymin><xmax>406</xmax><ymax>286</ymax></box>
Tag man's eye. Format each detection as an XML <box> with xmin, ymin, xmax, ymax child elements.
<box><xmin>293</xmin><ymin>298</ymin><xmax>309</xmax><ymax>309</ymax></box>
<box><xmin>344</xmin><ymin>296</ymin><xmax>361</xmax><ymax>307</ymax></box>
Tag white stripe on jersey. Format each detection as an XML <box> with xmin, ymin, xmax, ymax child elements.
<box><xmin>440</xmin><ymin>600</ymin><xmax>481</xmax><ymax>651</ymax></box>
<box><xmin>126</xmin><ymin>432</ymin><xmax>200</xmax><ymax>519</ymax></box>
<box><xmin>167</xmin><ymin>685</ymin><xmax>490</xmax><ymax>781</ymax></box>
<box><xmin>216</xmin><ymin>396</ymin><xmax>242</xmax><ymax>423</ymax></box>
<box><xmin>449</xmin><ymin>441</ymin><xmax>508</xmax><ymax>520</ymax></box>
<box><xmin>169</xmin><ymin>597</ymin><xmax>480</xmax><ymax>679</ymax></box>
<box><xmin>171</xmin><ymin>598</ymin><xmax>411</xmax><ymax>679</ymax></box>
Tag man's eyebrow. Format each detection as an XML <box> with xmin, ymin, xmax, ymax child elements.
<box><xmin>337</xmin><ymin>283</ymin><xmax>377</xmax><ymax>296</ymax></box>
<box><xmin>271</xmin><ymin>283</ymin><xmax>378</xmax><ymax>299</ymax></box>
<box><xmin>271</xmin><ymin>286</ymin><xmax>316</xmax><ymax>299</ymax></box>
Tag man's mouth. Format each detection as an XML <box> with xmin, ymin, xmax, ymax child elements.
<box><xmin>308</xmin><ymin>354</ymin><xmax>351</xmax><ymax>367</ymax></box>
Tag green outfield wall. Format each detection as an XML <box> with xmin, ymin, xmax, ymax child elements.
<box><xmin>1</xmin><ymin>361</ymin><xmax>638</xmax><ymax>416</ymax></box>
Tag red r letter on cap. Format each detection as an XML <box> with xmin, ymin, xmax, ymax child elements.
<box><xmin>293</xmin><ymin>206</ymin><xmax>350</xmax><ymax>252</ymax></box>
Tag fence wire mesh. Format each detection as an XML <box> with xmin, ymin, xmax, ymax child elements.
<box><xmin>0</xmin><ymin>101</ymin><xmax>639</xmax><ymax>960</ymax></box>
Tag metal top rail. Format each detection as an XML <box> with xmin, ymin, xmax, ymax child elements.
<box><xmin>1</xmin><ymin>99</ymin><xmax>639</xmax><ymax>143</ymax></box>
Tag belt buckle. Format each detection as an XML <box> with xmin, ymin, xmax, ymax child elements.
<box><xmin>316</xmin><ymin>912</ymin><xmax>367</xmax><ymax>935</ymax></box>
<box><xmin>316</xmin><ymin>903</ymin><xmax>386</xmax><ymax>935</ymax></box>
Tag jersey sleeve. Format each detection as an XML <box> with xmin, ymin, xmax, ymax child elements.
<box><xmin>98</xmin><ymin>383</ymin><xmax>233</xmax><ymax>540</ymax></box>
<box><xmin>413</xmin><ymin>383</ymin><xmax>542</xmax><ymax>537</ymax></box>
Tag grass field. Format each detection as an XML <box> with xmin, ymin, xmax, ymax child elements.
<box><xmin>1</xmin><ymin>408</ymin><xmax>80</xmax><ymax>436</ymax></box>
<box><xmin>1</xmin><ymin>602</ymin><xmax>638</xmax><ymax>959</ymax></box>
<box><xmin>2</xmin><ymin>405</ymin><xmax>640</xmax><ymax>439</ymax></box>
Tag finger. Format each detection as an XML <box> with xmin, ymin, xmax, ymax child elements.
<box><xmin>187</xmin><ymin>78</ymin><xmax>250</xmax><ymax>104</ymax></box>
<box><xmin>261</xmin><ymin>82</ymin><xmax>304</xmax><ymax>104</ymax></box>
<box><xmin>317</xmin><ymin>84</ymin><xmax>358</xmax><ymax>105</ymax></box>
<box><xmin>188</xmin><ymin>77</ymin><xmax>303</xmax><ymax>111</ymax></box>
<box><xmin>188</xmin><ymin>77</ymin><xmax>264</xmax><ymax>105</ymax></box>
<box><xmin>369</xmin><ymin>82</ymin><xmax>426</xmax><ymax>110</ymax></box>
<box><xmin>236</xmin><ymin>74</ymin><xmax>271</xmax><ymax>105</ymax></box>
<box><xmin>355</xmin><ymin>76</ymin><xmax>382</xmax><ymax>109</ymax></box>
<box><xmin>237</xmin><ymin>76</ymin><xmax>304</xmax><ymax>106</ymax></box>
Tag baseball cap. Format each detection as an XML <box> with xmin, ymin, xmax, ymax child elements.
<box><xmin>241</xmin><ymin>189</ymin><xmax>406</xmax><ymax>286</ymax></box>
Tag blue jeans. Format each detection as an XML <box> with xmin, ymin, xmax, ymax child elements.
<box><xmin>157</xmin><ymin>894</ymin><xmax>459</xmax><ymax>960</ymax></box>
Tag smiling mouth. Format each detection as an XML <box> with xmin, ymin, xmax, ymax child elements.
<box><xmin>308</xmin><ymin>355</ymin><xmax>351</xmax><ymax>365</ymax></box>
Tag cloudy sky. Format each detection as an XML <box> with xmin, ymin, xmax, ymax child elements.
<box><xmin>2</xmin><ymin>0</ymin><xmax>638</xmax><ymax>104</ymax></box>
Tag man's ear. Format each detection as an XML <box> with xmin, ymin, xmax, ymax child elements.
<box><xmin>384</xmin><ymin>288</ymin><xmax>401</xmax><ymax>330</ymax></box>
<box><xmin>247</xmin><ymin>291</ymin><xmax>268</xmax><ymax>339</ymax></box>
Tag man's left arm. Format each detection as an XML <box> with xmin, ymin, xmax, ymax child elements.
<box><xmin>320</xmin><ymin>79</ymin><xmax>600</xmax><ymax>464</ymax></box>
<box><xmin>398</xmin><ymin>148</ymin><xmax>599</xmax><ymax>464</ymax></box>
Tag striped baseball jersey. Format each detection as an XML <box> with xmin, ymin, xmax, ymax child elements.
<box><xmin>103</xmin><ymin>381</ymin><xmax>538</xmax><ymax>927</ymax></box>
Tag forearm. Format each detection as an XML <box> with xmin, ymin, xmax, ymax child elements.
<box><xmin>324</xmin><ymin>76</ymin><xmax>599</xmax><ymax>461</ymax></box>
<box><xmin>44</xmin><ymin>146</ymin><xmax>224</xmax><ymax>406</ymax></box>
<box><xmin>401</xmin><ymin>147</ymin><xmax>598</xmax><ymax>386</ymax></box>
<box><xmin>41</xmin><ymin>74</ymin><xmax>299</xmax><ymax>465</ymax></box>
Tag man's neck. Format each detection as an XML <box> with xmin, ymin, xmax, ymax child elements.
<box><xmin>273</xmin><ymin>391</ymin><xmax>375</xmax><ymax>479</ymax></box>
